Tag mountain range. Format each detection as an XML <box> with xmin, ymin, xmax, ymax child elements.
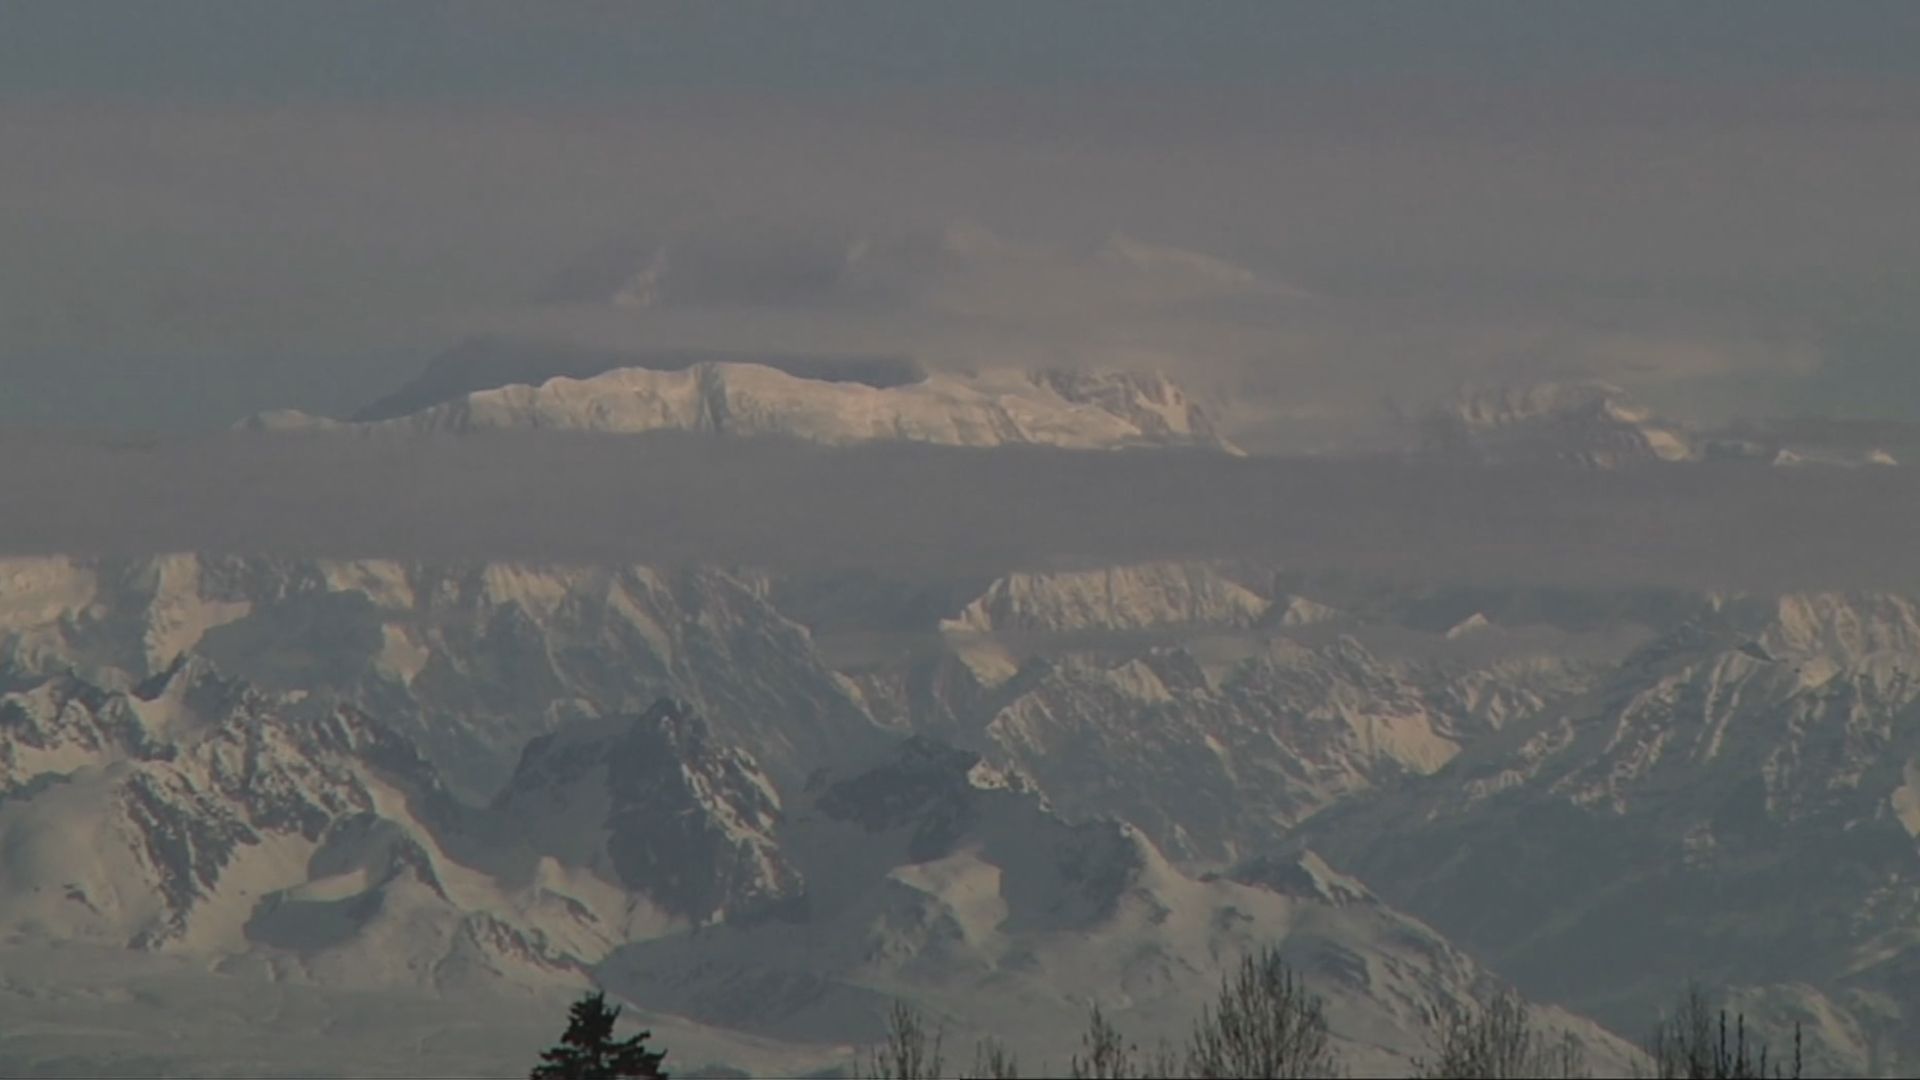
<box><xmin>2</xmin><ymin>545</ymin><xmax>1908</xmax><ymax>1074</ymax></box>
<box><xmin>0</xmin><ymin>556</ymin><xmax>1641</xmax><ymax>1075</ymax></box>
<box><xmin>2</xmin><ymin>226</ymin><xmax>1913</xmax><ymax>1076</ymax></box>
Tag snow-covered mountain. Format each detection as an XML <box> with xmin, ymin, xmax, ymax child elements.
<box><xmin>1421</xmin><ymin>381</ymin><xmax>1695</xmax><ymax>468</ymax></box>
<box><xmin>0</xmin><ymin>550</ymin><xmax>1654</xmax><ymax>1075</ymax></box>
<box><xmin>597</xmin><ymin>735</ymin><xmax>1634</xmax><ymax>1075</ymax></box>
<box><xmin>248</xmin><ymin>360</ymin><xmax>1238</xmax><ymax>453</ymax></box>
<box><xmin>861</xmin><ymin>632</ymin><xmax>1590</xmax><ymax>863</ymax></box>
<box><xmin>0</xmin><ymin>554</ymin><xmax>885</xmax><ymax>801</ymax></box>
<box><xmin>245</xmin><ymin>221</ymin><xmax>1283</xmax><ymax>453</ymax></box>
<box><xmin>23</xmin><ymin>547</ymin><xmax>1916</xmax><ymax>1072</ymax></box>
<box><xmin>40</xmin><ymin>218</ymin><xmax>1920</xmax><ymax>1075</ymax></box>
<box><xmin>0</xmin><ymin>631</ymin><xmax>1626</xmax><ymax>1073</ymax></box>
<box><xmin>494</xmin><ymin>698</ymin><xmax>803</xmax><ymax>927</ymax></box>
<box><xmin>349</xmin><ymin>336</ymin><xmax>932</xmax><ymax>423</ymax></box>
<box><xmin>1299</xmin><ymin>590</ymin><xmax>1920</xmax><ymax>1075</ymax></box>
<box><xmin>0</xmin><ymin>552</ymin><xmax>1631</xmax><ymax>867</ymax></box>
<box><xmin>0</xmin><ymin>657</ymin><xmax>593</xmax><ymax>990</ymax></box>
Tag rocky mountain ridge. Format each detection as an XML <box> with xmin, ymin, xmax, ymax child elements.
<box><xmin>0</xmin><ymin>650</ymin><xmax>1622</xmax><ymax>1074</ymax></box>
<box><xmin>0</xmin><ymin>550</ymin><xmax>1659</xmax><ymax>1074</ymax></box>
<box><xmin>1298</xmin><ymin>590</ymin><xmax>1920</xmax><ymax>1074</ymax></box>
<box><xmin>6</xmin><ymin>548</ymin><xmax>1918</xmax><ymax>1071</ymax></box>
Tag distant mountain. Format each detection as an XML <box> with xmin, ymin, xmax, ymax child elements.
<box><xmin>243</xmin><ymin>221</ymin><xmax>1287</xmax><ymax>453</ymax></box>
<box><xmin>1705</xmin><ymin>416</ymin><xmax>1920</xmax><ymax>469</ymax></box>
<box><xmin>249</xmin><ymin>359</ymin><xmax>1239</xmax><ymax>453</ymax></box>
<box><xmin>1421</xmin><ymin>381</ymin><xmax>1694</xmax><ymax>468</ymax></box>
<box><xmin>350</xmin><ymin>336</ymin><xmax>930</xmax><ymax>422</ymax></box>
<box><xmin>938</xmin><ymin>561</ymin><xmax>1273</xmax><ymax>638</ymax></box>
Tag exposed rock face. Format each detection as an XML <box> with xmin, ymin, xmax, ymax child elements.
<box><xmin>0</xmin><ymin>661</ymin><xmax>818</xmax><ymax>997</ymax></box>
<box><xmin>0</xmin><ymin>554</ymin><xmax>885</xmax><ymax>799</ymax></box>
<box><xmin>0</xmin><ymin>657</ymin><xmax>579</xmax><ymax>986</ymax></box>
<box><xmin>952</xmin><ymin>638</ymin><xmax>1587</xmax><ymax>861</ymax></box>
<box><xmin>596</xmin><ymin>734</ymin><xmax>1632</xmax><ymax>1075</ymax></box>
<box><xmin>497</xmin><ymin>699</ymin><xmax>802</xmax><ymax>925</ymax></box>
<box><xmin>0</xmin><ymin>552</ymin><xmax>1608</xmax><ymax>872</ymax></box>
<box><xmin>1302</xmin><ymin>591</ymin><xmax>1920</xmax><ymax>1075</ymax></box>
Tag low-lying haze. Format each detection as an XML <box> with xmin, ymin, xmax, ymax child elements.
<box><xmin>4</xmin><ymin>430</ymin><xmax>1918</xmax><ymax>594</ymax></box>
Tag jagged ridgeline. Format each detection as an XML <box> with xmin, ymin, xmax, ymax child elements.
<box><xmin>0</xmin><ymin>551</ymin><xmax>1913</xmax><ymax>1075</ymax></box>
<box><xmin>0</xmin><ymin>553</ymin><xmax>1645</xmax><ymax>1076</ymax></box>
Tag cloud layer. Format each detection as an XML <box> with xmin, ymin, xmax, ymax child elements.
<box><xmin>7</xmin><ymin>430</ymin><xmax>1920</xmax><ymax>593</ymax></box>
<box><xmin>3</xmin><ymin>67</ymin><xmax>1919</xmax><ymax>435</ymax></box>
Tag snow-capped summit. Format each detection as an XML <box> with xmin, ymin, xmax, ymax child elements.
<box><xmin>495</xmin><ymin>698</ymin><xmax>803</xmax><ymax>925</ymax></box>
<box><xmin>242</xmin><ymin>222</ymin><xmax>1293</xmax><ymax>453</ymax></box>
<box><xmin>1444</xmin><ymin>612</ymin><xmax>1494</xmax><ymax>640</ymax></box>
<box><xmin>1422</xmin><ymin>381</ymin><xmax>1694</xmax><ymax>467</ymax></box>
<box><xmin>248</xmin><ymin>358</ymin><xmax>1238</xmax><ymax>453</ymax></box>
<box><xmin>348</xmin><ymin>335</ymin><xmax>931</xmax><ymax>423</ymax></box>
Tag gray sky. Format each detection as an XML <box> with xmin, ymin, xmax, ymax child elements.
<box><xmin>2</xmin><ymin>3</ymin><xmax>1919</xmax><ymax>431</ymax></box>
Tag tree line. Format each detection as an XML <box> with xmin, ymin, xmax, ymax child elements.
<box><xmin>525</xmin><ymin>948</ymin><xmax>1805</xmax><ymax>1079</ymax></box>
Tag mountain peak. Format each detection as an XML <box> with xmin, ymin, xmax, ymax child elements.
<box><xmin>498</xmin><ymin>698</ymin><xmax>803</xmax><ymax>925</ymax></box>
<box><xmin>251</xmin><ymin>356</ymin><xmax>1239</xmax><ymax>453</ymax></box>
<box><xmin>1422</xmin><ymin>381</ymin><xmax>1694</xmax><ymax>467</ymax></box>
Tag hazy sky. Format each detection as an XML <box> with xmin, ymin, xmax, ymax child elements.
<box><xmin>7</xmin><ymin>429</ymin><xmax>1920</xmax><ymax>594</ymax></box>
<box><xmin>3</xmin><ymin>3</ymin><xmax>1919</xmax><ymax>431</ymax></box>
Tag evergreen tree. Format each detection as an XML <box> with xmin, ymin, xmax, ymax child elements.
<box><xmin>530</xmin><ymin>991</ymin><xmax>668</xmax><ymax>1080</ymax></box>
